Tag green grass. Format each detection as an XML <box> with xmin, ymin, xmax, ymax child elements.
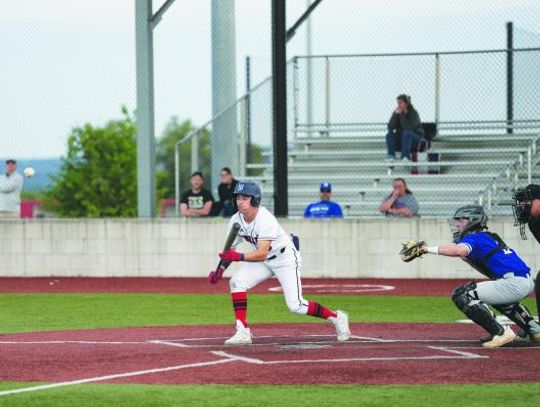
<box><xmin>0</xmin><ymin>383</ymin><xmax>539</xmax><ymax>407</ymax></box>
<box><xmin>0</xmin><ymin>293</ymin><xmax>498</xmax><ymax>334</ymax></box>
<box><xmin>0</xmin><ymin>293</ymin><xmax>537</xmax><ymax>334</ymax></box>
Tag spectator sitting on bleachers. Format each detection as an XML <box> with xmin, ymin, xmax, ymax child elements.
<box><xmin>385</xmin><ymin>94</ymin><xmax>426</xmax><ymax>162</ymax></box>
<box><xmin>304</xmin><ymin>182</ymin><xmax>343</xmax><ymax>218</ymax></box>
<box><xmin>215</xmin><ymin>167</ymin><xmax>239</xmax><ymax>216</ymax></box>
<box><xmin>379</xmin><ymin>177</ymin><xmax>419</xmax><ymax>217</ymax></box>
<box><xmin>180</xmin><ymin>171</ymin><xmax>214</xmax><ymax>217</ymax></box>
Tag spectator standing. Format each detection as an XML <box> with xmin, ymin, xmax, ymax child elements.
<box><xmin>379</xmin><ymin>178</ymin><xmax>419</xmax><ymax>217</ymax></box>
<box><xmin>385</xmin><ymin>94</ymin><xmax>425</xmax><ymax>162</ymax></box>
<box><xmin>0</xmin><ymin>159</ymin><xmax>23</xmax><ymax>218</ymax></box>
<box><xmin>304</xmin><ymin>182</ymin><xmax>343</xmax><ymax>218</ymax></box>
<box><xmin>216</xmin><ymin>167</ymin><xmax>239</xmax><ymax>216</ymax></box>
<box><xmin>180</xmin><ymin>171</ymin><xmax>214</xmax><ymax>217</ymax></box>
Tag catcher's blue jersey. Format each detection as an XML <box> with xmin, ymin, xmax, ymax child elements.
<box><xmin>458</xmin><ymin>232</ymin><xmax>530</xmax><ymax>279</ymax></box>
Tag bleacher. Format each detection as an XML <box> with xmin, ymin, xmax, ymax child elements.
<box><xmin>243</xmin><ymin>121</ymin><xmax>540</xmax><ymax>217</ymax></box>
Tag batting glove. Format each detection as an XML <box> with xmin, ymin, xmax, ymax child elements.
<box><xmin>208</xmin><ymin>261</ymin><xmax>231</xmax><ymax>284</ymax></box>
<box><xmin>219</xmin><ymin>249</ymin><xmax>244</xmax><ymax>262</ymax></box>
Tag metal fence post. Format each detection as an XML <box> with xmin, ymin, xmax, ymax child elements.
<box><xmin>325</xmin><ymin>56</ymin><xmax>331</xmax><ymax>135</ymax></box>
<box><xmin>528</xmin><ymin>146</ymin><xmax>532</xmax><ymax>184</ymax></box>
<box><xmin>507</xmin><ymin>22</ymin><xmax>514</xmax><ymax>134</ymax></box>
<box><xmin>434</xmin><ymin>53</ymin><xmax>441</xmax><ymax>127</ymax></box>
<box><xmin>174</xmin><ymin>142</ymin><xmax>180</xmax><ymax>216</ymax></box>
<box><xmin>191</xmin><ymin>131</ymin><xmax>199</xmax><ymax>174</ymax></box>
<box><xmin>239</xmin><ymin>96</ymin><xmax>247</xmax><ymax>177</ymax></box>
<box><xmin>292</xmin><ymin>56</ymin><xmax>299</xmax><ymax>140</ymax></box>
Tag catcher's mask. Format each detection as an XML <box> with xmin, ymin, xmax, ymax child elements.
<box><xmin>233</xmin><ymin>182</ymin><xmax>261</xmax><ymax>207</ymax></box>
<box><xmin>450</xmin><ymin>205</ymin><xmax>488</xmax><ymax>242</ymax></box>
<box><xmin>512</xmin><ymin>184</ymin><xmax>540</xmax><ymax>239</ymax></box>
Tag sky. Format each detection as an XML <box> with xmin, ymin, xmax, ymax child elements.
<box><xmin>0</xmin><ymin>0</ymin><xmax>539</xmax><ymax>158</ymax></box>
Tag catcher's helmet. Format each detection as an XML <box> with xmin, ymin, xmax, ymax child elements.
<box><xmin>512</xmin><ymin>184</ymin><xmax>540</xmax><ymax>224</ymax></box>
<box><xmin>512</xmin><ymin>184</ymin><xmax>540</xmax><ymax>240</ymax></box>
<box><xmin>451</xmin><ymin>205</ymin><xmax>488</xmax><ymax>242</ymax></box>
<box><xmin>233</xmin><ymin>182</ymin><xmax>261</xmax><ymax>207</ymax></box>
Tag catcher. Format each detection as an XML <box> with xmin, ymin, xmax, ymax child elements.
<box><xmin>400</xmin><ymin>204</ymin><xmax>540</xmax><ymax>348</ymax></box>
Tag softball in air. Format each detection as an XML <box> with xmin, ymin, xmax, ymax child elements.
<box><xmin>23</xmin><ymin>167</ymin><xmax>35</xmax><ymax>177</ymax></box>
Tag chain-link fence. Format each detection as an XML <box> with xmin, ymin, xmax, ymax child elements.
<box><xmin>292</xmin><ymin>48</ymin><xmax>540</xmax><ymax>126</ymax></box>
<box><xmin>172</xmin><ymin>73</ymin><xmax>276</xmax><ymax>216</ymax></box>
<box><xmin>176</xmin><ymin>47</ymin><xmax>540</xmax><ymax>219</ymax></box>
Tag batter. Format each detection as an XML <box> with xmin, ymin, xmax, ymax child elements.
<box><xmin>210</xmin><ymin>181</ymin><xmax>351</xmax><ymax>345</ymax></box>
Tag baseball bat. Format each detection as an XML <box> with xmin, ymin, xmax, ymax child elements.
<box><xmin>221</xmin><ymin>222</ymin><xmax>241</xmax><ymax>254</ymax></box>
<box><xmin>209</xmin><ymin>222</ymin><xmax>241</xmax><ymax>284</ymax></box>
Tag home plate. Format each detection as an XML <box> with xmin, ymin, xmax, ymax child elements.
<box><xmin>278</xmin><ymin>343</ymin><xmax>332</xmax><ymax>350</ymax></box>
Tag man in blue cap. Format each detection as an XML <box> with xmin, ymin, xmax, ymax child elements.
<box><xmin>303</xmin><ymin>182</ymin><xmax>343</xmax><ymax>219</ymax></box>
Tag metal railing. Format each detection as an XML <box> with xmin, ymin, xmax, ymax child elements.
<box><xmin>479</xmin><ymin>133</ymin><xmax>540</xmax><ymax>212</ymax></box>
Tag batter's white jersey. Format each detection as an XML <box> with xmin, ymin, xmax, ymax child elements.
<box><xmin>227</xmin><ymin>206</ymin><xmax>308</xmax><ymax>314</ymax></box>
<box><xmin>228</xmin><ymin>206</ymin><xmax>296</xmax><ymax>259</ymax></box>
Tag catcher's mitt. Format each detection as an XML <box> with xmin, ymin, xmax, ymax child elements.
<box><xmin>399</xmin><ymin>240</ymin><xmax>427</xmax><ymax>262</ymax></box>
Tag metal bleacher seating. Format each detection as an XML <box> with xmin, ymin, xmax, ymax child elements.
<box><xmin>244</xmin><ymin>121</ymin><xmax>540</xmax><ymax>217</ymax></box>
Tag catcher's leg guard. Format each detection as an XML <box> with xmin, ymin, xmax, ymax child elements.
<box><xmin>493</xmin><ymin>303</ymin><xmax>540</xmax><ymax>335</ymax></box>
<box><xmin>452</xmin><ymin>282</ymin><xmax>504</xmax><ymax>336</ymax></box>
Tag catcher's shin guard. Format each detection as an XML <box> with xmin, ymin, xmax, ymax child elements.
<box><xmin>452</xmin><ymin>282</ymin><xmax>504</xmax><ymax>336</ymax></box>
<box><xmin>494</xmin><ymin>303</ymin><xmax>540</xmax><ymax>334</ymax></box>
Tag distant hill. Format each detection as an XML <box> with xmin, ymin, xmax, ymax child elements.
<box><xmin>10</xmin><ymin>158</ymin><xmax>61</xmax><ymax>191</ymax></box>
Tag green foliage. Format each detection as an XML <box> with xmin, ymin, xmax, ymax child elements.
<box><xmin>47</xmin><ymin>111</ymin><xmax>268</xmax><ymax>215</ymax></box>
<box><xmin>155</xmin><ymin>117</ymin><xmax>211</xmax><ymax>199</ymax></box>
<box><xmin>20</xmin><ymin>190</ymin><xmax>47</xmax><ymax>201</ymax></box>
<box><xmin>156</xmin><ymin>116</ymin><xmax>267</xmax><ymax>200</ymax></box>
<box><xmin>247</xmin><ymin>143</ymin><xmax>265</xmax><ymax>177</ymax></box>
<box><xmin>46</xmin><ymin>108</ymin><xmax>137</xmax><ymax>217</ymax></box>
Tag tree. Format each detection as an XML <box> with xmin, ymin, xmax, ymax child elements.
<box><xmin>156</xmin><ymin>116</ymin><xmax>266</xmax><ymax>200</ymax></box>
<box><xmin>155</xmin><ymin>117</ymin><xmax>211</xmax><ymax>200</ymax></box>
<box><xmin>46</xmin><ymin>108</ymin><xmax>137</xmax><ymax>217</ymax></box>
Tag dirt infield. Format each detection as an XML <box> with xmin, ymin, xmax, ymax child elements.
<box><xmin>1</xmin><ymin>323</ymin><xmax>538</xmax><ymax>393</ymax></box>
<box><xmin>0</xmin><ymin>277</ymin><xmax>474</xmax><ymax>296</ymax></box>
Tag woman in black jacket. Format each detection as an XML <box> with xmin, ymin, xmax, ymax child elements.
<box><xmin>385</xmin><ymin>94</ymin><xmax>425</xmax><ymax>162</ymax></box>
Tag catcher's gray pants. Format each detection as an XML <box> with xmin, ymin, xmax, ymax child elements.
<box><xmin>475</xmin><ymin>273</ymin><xmax>534</xmax><ymax>305</ymax></box>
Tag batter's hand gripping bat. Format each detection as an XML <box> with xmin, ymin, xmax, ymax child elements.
<box><xmin>208</xmin><ymin>222</ymin><xmax>241</xmax><ymax>284</ymax></box>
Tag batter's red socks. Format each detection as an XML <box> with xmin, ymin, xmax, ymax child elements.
<box><xmin>232</xmin><ymin>292</ymin><xmax>248</xmax><ymax>327</ymax></box>
<box><xmin>307</xmin><ymin>301</ymin><xmax>337</xmax><ymax>319</ymax></box>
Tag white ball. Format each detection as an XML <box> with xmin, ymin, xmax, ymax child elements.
<box><xmin>23</xmin><ymin>167</ymin><xmax>35</xmax><ymax>177</ymax></box>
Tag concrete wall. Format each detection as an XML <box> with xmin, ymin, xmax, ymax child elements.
<box><xmin>0</xmin><ymin>218</ymin><xmax>538</xmax><ymax>278</ymax></box>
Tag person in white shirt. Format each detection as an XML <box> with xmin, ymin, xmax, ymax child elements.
<box><xmin>0</xmin><ymin>159</ymin><xmax>23</xmax><ymax>218</ymax></box>
<box><xmin>209</xmin><ymin>181</ymin><xmax>350</xmax><ymax>345</ymax></box>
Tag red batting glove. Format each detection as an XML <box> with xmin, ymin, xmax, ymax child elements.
<box><xmin>208</xmin><ymin>268</ymin><xmax>223</xmax><ymax>284</ymax></box>
<box><xmin>208</xmin><ymin>261</ymin><xmax>231</xmax><ymax>284</ymax></box>
<box><xmin>219</xmin><ymin>249</ymin><xmax>244</xmax><ymax>262</ymax></box>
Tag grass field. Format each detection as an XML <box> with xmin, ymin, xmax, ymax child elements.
<box><xmin>1</xmin><ymin>383</ymin><xmax>539</xmax><ymax>407</ymax></box>
<box><xmin>1</xmin><ymin>292</ymin><xmax>539</xmax><ymax>406</ymax></box>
